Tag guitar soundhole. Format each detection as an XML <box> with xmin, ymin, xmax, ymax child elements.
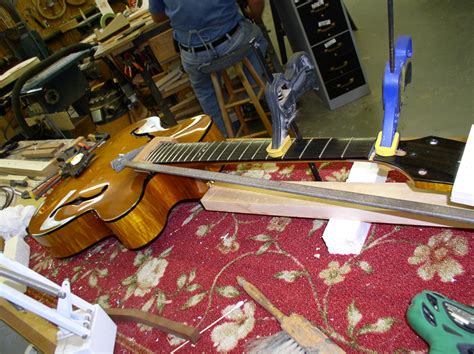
<box><xmin>50</xmin><ymin>185</ymin><xmax>109</xmax><ymax>218</ymax></box>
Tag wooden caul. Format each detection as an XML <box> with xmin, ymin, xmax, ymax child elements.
<box><xmin>28</xmin><ymin>115</ymin><xmax>469</xmax><ymax>258</ymax></box>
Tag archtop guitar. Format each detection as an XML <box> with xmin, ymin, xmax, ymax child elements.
<box><xmin>28</xmin><ymin>115</ymin><xmax>467</xmax><ymax>258</ymax></box>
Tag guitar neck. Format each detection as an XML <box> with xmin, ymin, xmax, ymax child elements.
<box><xmin>144</xmin><ymin>138</ymin><xmax>375</xmax><ymax>165</ymax></box>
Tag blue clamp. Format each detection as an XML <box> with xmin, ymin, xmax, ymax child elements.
<box><xmin>376</xmin><ymin>36</ymin><xmax>413</xmax><ymax>157</ymax></box>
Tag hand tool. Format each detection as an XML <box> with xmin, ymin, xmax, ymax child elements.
<box><xmin>407</xmin><ymin>291</ymin><xmax>474</xmax><ymax>354</ymax></box>
<box><xmin>237</xmin><ymin>276</ymin><xmax>345</xmax><ymax>353</ymax></box>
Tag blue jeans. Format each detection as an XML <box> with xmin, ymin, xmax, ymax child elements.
<box><xmin>179</xmin><ymin>19</ymin><xmax>268</xmax><ymax>137</ymax></box>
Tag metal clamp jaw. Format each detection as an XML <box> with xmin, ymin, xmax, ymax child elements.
<box><xmin>375</xmin><ymin>36</ymin><xmax>413</xmax><ymax>157</ymax></box>
<box><xmin>265</xmin><ymin>52</ymin><xmax>318</xmax><ymax>157</ymax></box>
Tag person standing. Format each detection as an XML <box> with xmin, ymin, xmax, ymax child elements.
<box><xmin>149</xmin><ymin>0</ymin><xmax>267</xmax><ymax>136</ymax></box>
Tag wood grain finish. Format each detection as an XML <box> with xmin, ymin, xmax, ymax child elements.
<box><xmin>29</xmin><ymin>115</ymin><xmax>220</xmax><ymax>257</ymax></box>
<box><xmin>105</xmin><ymin>308</ymin><xmax>200</xmax><ymax>343</ymax></box>
<box><xmin>0</xmin><ymin>298</ymin><xmax>57</xmax><ymax>354</ymax></box>
<box><xmin>32</xmin><ymin>212</ymin><xmax>114</xmax><ymax>258</ymax></box>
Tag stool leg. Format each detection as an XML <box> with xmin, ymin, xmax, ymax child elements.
<box><xmin>243</xmin><ymin>57</ymin><xmax>266</xmax><ymax>91</ymax></box>
<box><xmin>210</xmin><ymin>72</ymin><xmax>234</xmax><ymax>138</ymax></box>
<box><xmin>236</xmin><ymin>62</ymin><xmax>273</xmax><ymax>136</ymax></box>
<box><xmin>222</xmin><ymin>71</ymin><xmax>250</xmax><ymax>136</ymax></box>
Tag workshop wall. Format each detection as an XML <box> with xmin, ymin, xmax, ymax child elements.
<box><xmin>14</xmin><ymin>0</ymin><xmax>125</xmax><ymax>51</ymax></box>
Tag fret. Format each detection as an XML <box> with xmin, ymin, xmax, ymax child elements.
<box><xmin>251</xmin><ymin>141</ymin><xmax>267</xmax><ymax>160</ymax></box>
<box><xmin>340</xmin><ymin>138</ymin><xmax>353</xmax><ymax>159</ymax></box>
<box><xmin>157</xmin><ymin>143</ymin><xmax>177</xmax><ymax>162</ymax></box>
<box><xmin>151</xmin><ymin>143</ymin><xmax>173</xmax><ymax>162</ymax></box>
<box><xmin>200</xmin><ymin>141</ymin><xmax>218</xmax><ymax>161</ymax></box>
<box><xmin>190</xmin><ymin>143</ymin><xmax>203</xmax><ymax>162</ymax></box>
<box><xmin>238</xmin><ymin>141</ymin><xmax>253</xmax><ymax>160</ymax></box>
<box><xmin>345</xmin><ymin>138</ymin><xmax>375</xmax><ymax>158</ymax></box>
<box><xmin>298</xmin><ymin>138</ymin><xmax>313</xmax><ymax>159</ymax></box>
<box><xmin>215</xmin><ymin>142</ymin><xmax>232</xmax><ymax>161</ymax></box>
<box><xmin>161</xmin><ymin>144</ymin><xmax>179</xmax><ymax>162</ymax></box>
<box><xmin>149</xmin><ymin>137</ymin><xmax>375</xmax><ymax>164</ymax></box>
<box><xmin>184</xmin><ymin>143</ymin><xmax>201</xmax><ymax>162</ymax></box>
<box><xmin>191</xmin><ymin>143</ymin><xmax>209</xmax><ymax>162</ymax></box>
<box><xmin>319</xmin><ymin>138</ymin><xmax>333</xmax><ymax>158</ymax></box>
<box><xmin>176</xmin><ymin>143</ymin><xmax>193</xmax><ymax>162</ymax></box>
<box><xmin>198</xmin><ymin>143</ymin><xmax>214</xmax><ymax>161</ymax></box>
<box><xmin>207</xmin><ymin>141</ymin><xmax>225</xmax><ymax>161</ymax></box>
<box><xmin>326</xmin><ymin>139</ymin><xmax>355</xmax><ymax>159</ymax></box>
<box><xmin>227</xmin><ymin>140</ymin><xmax>244</xmax><ymax>160</ymax></box>
<box><xmin>146</xmin><ymin>146</ymin><xmax>162</xmax><ymax>162</ymax></box>
<box><xmin>168</xmin><ymin>144</ymin><xmax>187</xmax><ymax>162</ymax></box>
<box><xmin>147</xmin><ymin>143</ymin><xmax>170</xmax><ymax>162</ymax></box>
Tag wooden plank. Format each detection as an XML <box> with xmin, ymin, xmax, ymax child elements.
<box><xmin>105</xmin><ymin>308</ymin><xmax>200</xmax><ymax>343</ymax></box>
<box><xmin>0</xmin><ymin>57</ymin><xmax>40</xmax><ymax>89</ymax></box>
<box><xmin>21</xmin><ymin>148</ymin><xmax>60</xmax><ymax>159</ymax></box>
<box><xmin>201</xmin><ymin>181</ymin><xmax>474</xmax><ymax>229</ymax></box>
<box><xmin>0</xmin><ymin>174</ymin><xmax>28</xmax><ymax>183</ymax></box>
<box><xmin>0</xmin><ymin>158</ymin><xmax>58</xmax><ymax>177</ymax></box>
<box><xmin>0</xmin><ymin>298</ymin><xmax>57</xmax><ymax>354</ymax></box>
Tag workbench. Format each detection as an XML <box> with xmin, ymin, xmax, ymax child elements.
<box><xmin>91</xmin><ymin>13</ymin><xmax>178</xmax><ymax>127</ymax></box>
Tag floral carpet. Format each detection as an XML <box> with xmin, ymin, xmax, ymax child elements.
<box><xmin>27</xmin><ymin>162</ymin><xmax>473</xmax><ymax>353</ymax></box>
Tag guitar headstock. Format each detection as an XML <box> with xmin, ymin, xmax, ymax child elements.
<box><xmin>374</xmin><ymin>136</ymin><xmax>464</xmax><ymax>191</ymax></box>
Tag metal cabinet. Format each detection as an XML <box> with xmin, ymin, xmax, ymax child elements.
<box><xmin>273</xmin><ymin>0</ymin><xmax>370</xmax><ymax>109</ymax></box>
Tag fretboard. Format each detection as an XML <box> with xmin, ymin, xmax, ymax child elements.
<box><xmin>145</xmin><ymin>138</ymin><xmax>375</xmax><ymax>164</ymax></box>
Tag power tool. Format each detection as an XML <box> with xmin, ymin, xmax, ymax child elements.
<box><xmin>407</xmin><ymin>290</ymin><xmax>474</xmax><ymax>354</ymax></box>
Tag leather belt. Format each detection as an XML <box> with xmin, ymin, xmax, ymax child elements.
<box><xmin>179</xmin><ymin>24</ymin><xmax>240</xmax><ymax>53</ymax></box>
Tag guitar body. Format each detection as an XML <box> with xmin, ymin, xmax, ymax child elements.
<box><xmin>28</xmin><ymin>115</ymin><xmax>223</xmax><ymax>258</ymax></box>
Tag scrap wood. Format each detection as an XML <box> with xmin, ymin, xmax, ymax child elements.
<box><xmin>0</xmin><ymin>158</ymin><xmax>58</xmax><ymax>177</ymax></box>
<box><xmin>0</xmin><ymin>298</ymin><xmax>57</xmax><ymax>354</ymax></box>
<box><xmin>0</xmin><ymin>174</ymin><xmax>28</xmax><ymax>183</ymax></box>
<box><xmin>105</xmin><ymin>308</ymin><xmax>200</xmax><ymax>343</ymax></box>
<box><xmin>21</xmin><ymin>148</ymin><xmax>61</xmax><ymax>159</ymax></box>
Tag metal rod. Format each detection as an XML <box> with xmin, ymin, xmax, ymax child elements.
<box><xmin>250</xmin><ymin>38</ymin><xmax>274</xmax><ymax>83</ymax></box>
<box><xmin>125</xmin><ymin>161</ymin><xmax>474</xmax><ymax>225</ymax></box>
<box><xmin>289</xmin><ymin>123</ymin><xmax>322</xmax><ymax>181</ymax></box>
<box><xmin>0</xmin><ymin>268</ymin><xmax>65</xmax><ymax>298</ymax></box>
<box><xmin>387</xmin><ymin>0</ymin><xmax>395</xmax><ymax>73</ymax></box>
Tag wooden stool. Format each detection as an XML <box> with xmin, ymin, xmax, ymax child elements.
<box><xmin>209</xmin><ymin>57</ymin><xmax>273</xmax><ymax>138</ymax></box>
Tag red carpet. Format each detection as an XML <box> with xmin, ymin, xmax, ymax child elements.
<box><xmin>27</xmin><ymin>162</ymin><xmax>473</xmax><ymax>353</ymax></box>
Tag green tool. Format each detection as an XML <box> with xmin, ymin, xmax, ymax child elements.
<box><xmin>407</xmin><ymin>291</ymin><xmax>474</xmax><ymax>354</ymax></box>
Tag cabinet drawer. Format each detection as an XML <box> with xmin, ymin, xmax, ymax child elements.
<box><xmin>312</xmin><ymin>32</ymin><xmax>355</xmax><ymax>66</ymax></box>
<box><xmin>297</xmin><ymin>0</ymin><xmax>348</xmax><ymax>45</ymax></box>
<box><xmin>317</xmin><ymin>50</ymin><xmax>361</xmax><ymax>82</ymax></box>
<box><xmin>325</xmin><ymin>69</ymin><xmax>366</xmax><ymax>99</ymax></box>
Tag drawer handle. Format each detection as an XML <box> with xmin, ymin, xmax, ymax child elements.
<box><xmin>317</xmin><ymin>22</ymin><xmax>336</xmax><ymax>32</ymax></box>
<box><xmin>336</xmin><ymin>77</ymin><xmax>355</xmax><ymax>88</ymax></box>
<box><xmin>311</xmin><ymin>3</ymin><xmax>329</xmax><ymax>13</ymax></box>
<box><xmin>324</xmin><ymin>42</ymin><xmax>342</xmax><ymax>53</ymax></box>
<box><xmin>330</xmin><ymin>60</ymin><xmax>348</xmax><ymax>71</ymax></box>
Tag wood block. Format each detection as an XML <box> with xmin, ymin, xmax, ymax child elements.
<box><xmin>201</xmin><ymin>182</ymin><xmax>474</xmax><ymax>229</ymax></box>
<box><xmin>148</xmin><ymin>28</ymin><xmax>178</xmax><ymax>64</ymax></box>
<box><xmin>322</xmin><ymin>162</ymin><xmax>387</xmax><ymax>255</ymax></box>
<box><xmin>0</xmin><ymin>299</ymin><xmax>57</xmax><ymax>354</ymax></box>
<box><xmin>0</xmin><ymin>175</ymin><xmax>28</xmax><ymax>183</ymax></box>
<box><xmin>451</xmin><ymin>125</ymin><xmax>474</xmax><ymax>206</ymax></box>
<box><xmin>21</xmin><ymin>148</ymin><xmax>59</xmax><ymax>159</ymax></box>
<box><xmin>0</xmin><ymin>158</ymin><xmax>58</xmax><ymax>177</ymax></box>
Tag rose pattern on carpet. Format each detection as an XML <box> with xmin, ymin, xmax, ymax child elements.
<box><xmin>27</xmin><ymin>162</ymin><xmax>473</xmax><ymax>353</ymax></box>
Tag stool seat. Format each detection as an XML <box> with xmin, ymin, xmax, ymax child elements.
<box><xmin>203</xmin><ymin>52</ymin><xmax>273</xmax><ymax>138</ymax></box>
